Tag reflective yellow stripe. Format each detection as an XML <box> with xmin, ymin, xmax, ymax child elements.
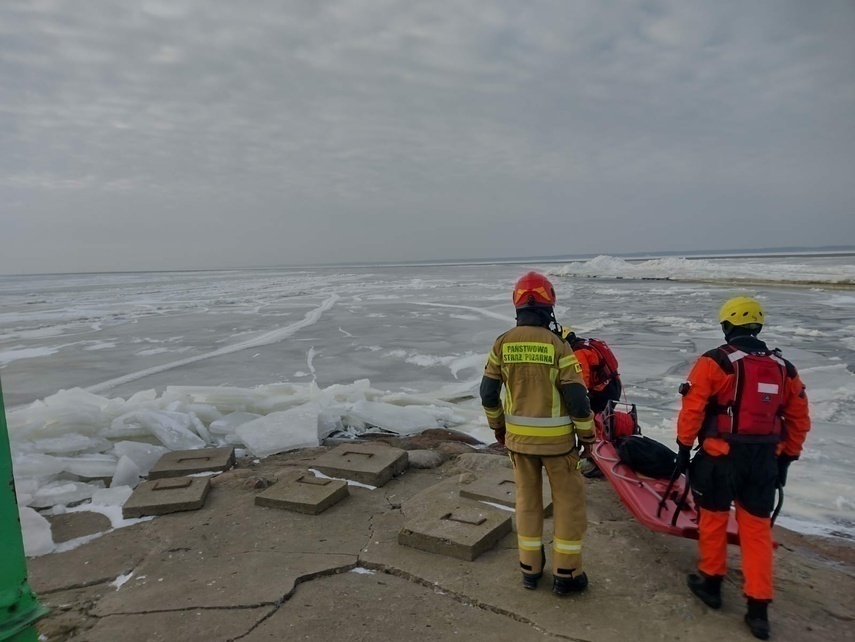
<box><xmin>553</xmin><ymin>537</ymin><xmax>582</xmax><ymax>553</ymax></box>
<box><xmin>518</xmin><ymin>535</ymin><xmax>542</xmax><ymax>550</ymax></box>
<box><xmin>506</xmin><ymin>414</ymin><xmax>571</xmax><ymax>426</ymax></box>
<box><xmin>558</xmin><ymin>355</ymin><xmax>576</xmax><ymax>369</ymax></box>
<box><xmin>502</xmin><ymin>367</ymin><xmax>512</xmax><ymax>411</ymax></box>
<box><xmin>550</xmin><ymin>369</ymin><xmax>560</xmax><ymax>418</ymax></box>
<box><xmin>484</xmin><ymin>406</ymin><xmax>503</xmax><ymax>419</ymax></box>
<box><xmin>506</xmin><ymin>422</ymin><xmax>572</xmax><ymax>437</ymax></box>
<box><xmin>488</xmin><ymin>350</ymin><xmax>501</xmax><ymax>366</ymax></box>
<box><xmin>574</xmin><ymin>417</ymin><xmax>594</xmax><ymax>434</ymax></box>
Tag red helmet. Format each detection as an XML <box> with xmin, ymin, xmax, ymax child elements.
<box><xmin>513</xmin><ymin>272</ymin><xmax>556</xmax><ymax>308</ymax></box>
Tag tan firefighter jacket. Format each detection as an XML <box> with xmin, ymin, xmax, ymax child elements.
<box><xmin>482</xmin><ymin>325</ymin><xmax>594</xmax><ymax>456</ymax></box>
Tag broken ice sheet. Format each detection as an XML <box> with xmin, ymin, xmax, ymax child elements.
<box><xmin>112</xmin><ymin>441</ymin><xmax>169</xmax><ymax>476</ymax></box>
<box><xmin>110</xmin><ymin>455</ymin><xmax>141</xmax><ymax>488</ymax></box>
<box><xmin>12</xmin><ymin>434</ymin><xmax>113</xmax><ymax>456</ymax></box>
<box><xmin>19</xmin><ymin>506</ymin><xmax>54</xmax><ymax>556</ymax></box>
<box><xmin>345</xmin><ymin>399</ymin><xmax>461</xmax><ymax>436</ymax></box>
<box><xmin>92</xmin><ymin>485</ymin><xmax>134</xmax><ymax>507</ymax></box>
<box><xmin>110</xmin><ymin>411</ymin><xmax>206</xmax><ymax>450</ymax></box>
<box><xmin>208</xmin><ymin>412</ymin><xmax>262</xmax><ymax>435</ymax></box>
<box><xmin>29</xmin><ymin>480</ymin><xmax>104</xmax><ymax>508</ymax></box>
<box><xmin>57</xmin><ymin>454</ymin><xmax>118</xmax><ymax>479</ymax></box>
<box><xmin>236</xmin><ymin>402</ymin><xmax>323</xmax><ymax>457</ymax></box>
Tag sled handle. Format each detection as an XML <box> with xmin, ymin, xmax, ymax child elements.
<box><xmin>671</xmin><ymin>469</ymin><xmax>692</xmax><ymax>527</ymax></box>
<box><xmin>771</xmin><ymin>482</ymin><xmax>784</xmax><ymax>527</ymax></box>
<box><xmin>657</xmin><ymin>465</ymin><xmax>681</xmax><ymax>519</ymax></box>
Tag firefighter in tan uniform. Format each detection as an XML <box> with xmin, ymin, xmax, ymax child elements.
<box><xmin>480</xmin><ymin>272</ymin><xmax>595</xmax><ymax>594</ymax></box>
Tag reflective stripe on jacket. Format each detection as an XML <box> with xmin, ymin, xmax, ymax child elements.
<box><xmin>483</xmin><ymin>325</ymin><xmax>594</xmax><ymax>456</ymax></box>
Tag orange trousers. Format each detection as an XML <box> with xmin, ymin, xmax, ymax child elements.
<box><xmin>698</xmin><ymin>504</ymin><xmax>774</xmax><ymax>601</ymax></box>
<box><xmin>510</xmin><ymin>451</ymin><xmax>586</xmax><ymax>579</ymax></box>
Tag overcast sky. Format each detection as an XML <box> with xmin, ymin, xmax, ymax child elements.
<box><xmin>1</xmin><ymin>1</ymin><xmax>854</xmax><ymax>274</ymax></box>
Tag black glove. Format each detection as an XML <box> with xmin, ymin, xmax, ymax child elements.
<box><xmin>676</xmin><ymin>444</ymin><xmax>692</xmax><ymax>474</ymax></box>
<box><xmin>494</xmin><ymin>426</ymin><xmax>506</xmax><ymax>446</ymax></box>
<box><xmin>777</xmin><ymin>454</ymin><xmax>797</xmax><ymax>487</ymax></box>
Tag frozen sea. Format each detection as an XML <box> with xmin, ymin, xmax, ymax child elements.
<box><xmin>2</xmin><ymin>254</ymin><xmax>854</xmax><ymax>553</ymax></box>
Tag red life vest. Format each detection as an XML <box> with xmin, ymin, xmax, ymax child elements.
<box><xmin>703</xmin><ymin>346</ymin><xmax>788</xmax><ymax>443</ymax></box>
<box><xmin>578</xmin><ymin>338</ymin><xmax>620</xmax><ymax>387</ymax></box>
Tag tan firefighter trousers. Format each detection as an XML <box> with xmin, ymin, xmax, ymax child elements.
<box><xmin>510</xmin><ymin>450</ymin><xmax>586</xmax><ymax>578</ymax></box>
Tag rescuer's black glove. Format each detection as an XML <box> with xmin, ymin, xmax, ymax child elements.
<box><xmin>676</xmin><ymin>443</ymin><xmax>692</xmax><ymax>474</ymax></box>
<box><xmin>777</xmin><ymin>453</ymin><xmax>797</xmax><ymax>487</ymax></box>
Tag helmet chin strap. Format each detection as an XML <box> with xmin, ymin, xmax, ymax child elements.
<box><xmin>549</xmin><ymin>310</ymin><xmax>563</xmax><ymax>337</ymax></box>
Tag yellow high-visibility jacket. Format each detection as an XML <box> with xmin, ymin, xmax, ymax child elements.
<box><xmin>482</xmin><ymin>325</ymin><xmax>594</xmax><ymax>456</ymax></box>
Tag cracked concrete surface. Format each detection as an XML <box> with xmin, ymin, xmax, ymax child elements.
<box><xmin>29</xmin><ymin>449</ymin><xmax>855</xmax><ymax>642</ymax></box>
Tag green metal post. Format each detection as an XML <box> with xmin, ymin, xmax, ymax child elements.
<box><xmin>0</xmin><ymin>378</ymin><xmax>48</xmax><ymax>641</ymax></box>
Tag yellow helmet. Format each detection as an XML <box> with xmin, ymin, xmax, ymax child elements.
<box><xmin>561</xmin><ymin>324</ymin><xmax>575</xmax><ymax>340</ymax></box>
<box><xmin>718</xmin><ymin>297</ymin><xmax>764</xmax><ymax>327</ymax></box>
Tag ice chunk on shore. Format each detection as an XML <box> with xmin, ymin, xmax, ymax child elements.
<box><xmin>58</xmin><ymin>454</ymin><xmax>118</xmax><ymax>479</ymax></box>
<box><xmin>236</xmin><ymin>402</ymin><xmax>322</xmax><ymax>457</ymax></box>
<box><xmin>110</xmin><ymin>411</ymin><xmax>206</xmax><ymax>450</ymax></box>
<box><xmin>92</xmin><ymin>485</ymin><xmax>134</xmax><ymax>507</ymax></box>
<box><xmin>14</xmin><ymin>479</ymin><xmax>40</xmax><ymax>506</ymax></box>
<box><xmin>13</xmin><ymin>434</ymin><xmax>112</xmax><ymax>456</ymax></box>
<box><xmin>112</xmin><ymin>441</ymin><xmax>169</xmax><ymax>476</ymax></box>
<box><xmin>19</xmin><ymin>506</ymin><xmax>54</xmax><ymax>556</ymax></box>
<box><xmin>13</xmin><ymin>454</ymin><xmax>65</xmax><ymax>479</ymax></box>
<box><xmin>30</xmin><ymin>480</ymin><xmax>104</xmax><ymax>508</ymax></box>
<box><xmin>345</xmin><ymin>400</ymin><xmax>460</xmax><ymax>436</ymax></box>
<box><xmin>209</xmin><ymin>412</ymin><xmax>262</xmax><ymax>435</ymax></box>
<box><xmin>110</xmin><ymin>456</ymin><xmax>141</xmax><ymax>488</ymax></box>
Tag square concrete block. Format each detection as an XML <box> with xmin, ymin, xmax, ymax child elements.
<box><xmin>255</xmin><ymin>470</ymin><xmax>348</xmax><ymax>514</ymax></box>
<box><xmin>148</xmin><ymin>446</ymin><xmax>235</xmax><ymax>479</ymax></box>
<box><xmin>460</xmin><ymin>468</ymin><xmax>553</xmax><ymax>517</ymax></box>
<box><xmin>398</xmin><ymin>502</ymin><xmax>512</xmax><ymax>561</ymax></box>
<box><xmin>311</xmin><ymin>443</ymin><xmax>408</xmax><ymax>487</ymax></box>
<box><xmin>122</xmin><ymin>477</ymin><xmax>211</xmax><ymax>519</ymax></box>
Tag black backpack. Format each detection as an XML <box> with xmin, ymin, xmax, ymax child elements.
<box><xmin>616</xmin><ymin>435</ymin><xmax>677</xmax><ymax>479</ymax></box>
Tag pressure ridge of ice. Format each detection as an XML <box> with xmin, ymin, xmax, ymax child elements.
<box><xmin>547</xmin><ymin>255</ymin><xmax>855</xmax><ymax>284</ymax></box>
<box><xmin>10</xmin><ymin>380</ymin><xmax>479</xmax><ymax>556</ymax></box>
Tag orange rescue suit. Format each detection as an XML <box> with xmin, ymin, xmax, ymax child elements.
<box><xmin>677</xmin><ymin>338</ymin><xmax>811</xmax><ymax>602</ymax></box>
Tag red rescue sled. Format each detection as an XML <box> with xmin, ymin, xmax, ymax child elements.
<box><xmin>591</xmin><ymin>403</ymin><xmax>742</xmax><ymax>545</ymax></box>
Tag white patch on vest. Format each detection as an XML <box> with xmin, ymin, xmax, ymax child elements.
<box><xmin>728</xmin><ymin>350</ymin><xmax>748</xmax><ymax>362</ymax></box>
<box><xmin>758</xmin><ymin>383</ymin><xmax>779</xmax><ymax>394</ymax></box>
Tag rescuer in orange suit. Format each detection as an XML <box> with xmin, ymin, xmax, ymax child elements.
<box><xmin>676</xmin><ymin>297</ymin><xmax>811</xmax><ymax>640</ymax></box>
<box><xmin>560</xmin><ymin>326</ymin><xmax>622</xmax><ymax>415</ymax></box>
<box><xmin>480</xmin><ymin>272</ymin><xmax>595</xmax><ymax>595</ymax></box>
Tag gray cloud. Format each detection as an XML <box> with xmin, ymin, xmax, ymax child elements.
<box><xmin>1</xmin><ymin>1</ymin><xmax>854</xmax><ymax>273</ymax></box>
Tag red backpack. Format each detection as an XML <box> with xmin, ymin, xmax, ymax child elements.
<box><xmin>580</xmin><ymin>338</ymin><xmax>620</xmax><ymax>387</ymax></box>
<box><xmin>704</xmin><ymin>347</ymin><xmax>788</xmax><ymax>442</ymax></box>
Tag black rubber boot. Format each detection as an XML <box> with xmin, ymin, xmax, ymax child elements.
<box><xmin>745</xmin><ymin>599</ymin><xmax>771</xmax><ymax>640</ymax></box>
<box><xmin>553</xmin><ymin>572</ymin><xmax>588</xmax><ymax>595</ymax></box>
<box><xmin>687</xmin><ymin>573</ymin><xmax>723</xmax><ymax>609</ymax></box>
<box><xmin>522</xmin><ymin>546</ymin><xmax>546</xmax><ymax>590</ymax></box>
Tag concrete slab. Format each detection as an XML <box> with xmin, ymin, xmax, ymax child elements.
<box><xmin>255</xmin><ymin>469</ymin><xmax>349</xmax><ymax>514</ymax></box>
<box><xmin>460</xmin><ymin>468</ymin><xmax>553</xmax><ymax>517</ymax></box>
<box><xmin>310</xmin><ymin>443</ymin><xmax>408</xmax><ymax>487</ymax></box>
<box><xmin>243</xmin><ymin>570</ymin><xmax>555</xmax><ymax>642</ymax></box>
<box><xmin>122</xmin><ymin>477</ymin><xmax>211</xmax><ymax>519</ymax></box>
<box><xmin>398</xmin><ymin>501</ymin><xmax>512</xmax><ymax>561</ymax></box>
<box><xmin>46</xmin><ymin>511</ymin><xmax>112</xmax><ymax>543</ymax></box>
<box><xmin>85</xmin><ymin>606</ymin><xmax>273</xmax><ymax>642</ymax></box>
<box><xmin>148</xmin><ymin>446</ymin><xmax>235</xmax><ymax>479</ymax></box>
